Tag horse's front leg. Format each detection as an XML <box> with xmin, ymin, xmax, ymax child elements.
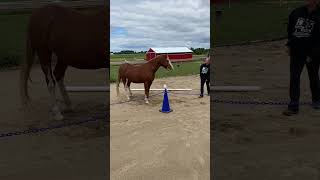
<box><xmin>54</xmin><ymin>63</ymin><xmax>73</xmax><ymax>112</ymax></box>
<box><xmin>128</xmin><ymin>82</ymin><xmax>133</xmax><ymax>97</ymax></box>
<box><xmin>57</xmin><ymin>79</ymin><xmax>73</xmax><ymax>112</ymax></box>
<box><xmin>125</xmin><ymin>78</ymin><xmax>130</xmax><ymax>100</ymax></box>
<box><xmin>38</xmin><ymin>51</ymin><xmax>63</xmax><ymax>120</ymax></box>
<box><xmin>144</xmin><ymin>82</ymin><xmax>150</xmax><ymax>104</ymax></box>
<box><xmin>41</xmin><ymin>61</ymin><xmax>63</xmax><ymax>121</ymax></box>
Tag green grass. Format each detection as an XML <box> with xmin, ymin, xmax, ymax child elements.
<box><xmin>212</xmin><ymin>1</ymin><xmax>304</xmax><ymax>45</ymax></box>
<box><xmin>0</xmin><ymin>0</ymin><xmax>79</xmax><ymax>1</ymax></box>
<box><xmin>110</xmin><ymin>53</ymin><xmax>146</xmax><ymax>62</ymax></box>
<box><xmin>0</xmin><ymin>14</ymin><xmax>29</xmax><ymax>68</ymax></box>
<box><xmin>110</xmin><ymin>61</ymin><xmax>202</xmax><ymax>83</ymax></box>
<box><xmin>0</xmin><ymin>8</ymin><xmax>102</xmax><ymax>69</ymax></box>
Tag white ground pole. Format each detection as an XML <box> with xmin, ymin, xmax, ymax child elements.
<box><xmin>66</xmin><ymin>86</ymin><xmax>261</xmax><ymax>92</ymax></box>
<box><xmin>131</xmin><ymin>88</ymin><xmax>192</xmax><ymax>91</ymax></box>
<box><xmin>65</xmin><ymin>86</ymin><xmax>192</xmax><ymax>92</ymax></box>
<box><xmin>66</xmin><ymin>86</ymin><xmax>110</xmax><ymax>92</ymax></box>
<box><xmin>211</xmin><ymin>86</ymin><xmax>261</xmax><ymax>92</ymax></box>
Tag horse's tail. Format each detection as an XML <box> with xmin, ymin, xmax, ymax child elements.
<box><xmin>116</xmin><ymin>67</ymin><xmax>121</xmax><ymax>96</ymax></box>
<box><xmin>20</xmin><ymin>32</ymin><xmax>35</xmax><ymax>106</ymax></box>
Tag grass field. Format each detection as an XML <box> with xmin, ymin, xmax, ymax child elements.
<box><xmin>110</xmin><ymin>53</ymin><xmax>146</xmax><ymax>61</ymax></box>
<box><xmin>0</xmin><ymin>13</ymin><xmax>28</xmax><ymax>68</ymax></box>
<box><xmin>212</xmin><ymin>1</ymin><xmax>303</xmax><ymax>45</ymax></box>
<box><xmin>0</xmin><ymin>8</ymin><xmax>99</xmax><ymax>69</ymax></box>
<box><xmin>110</xmin><ymin>60</ymin><xmax>202</xmax><ymax>83</ymax></box>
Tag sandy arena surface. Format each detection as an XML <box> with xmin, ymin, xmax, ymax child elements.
<box><xmin>110</xmin><ymin>75</ymin><xmax>210</xmax><ymax>180</ymax></box>
<box><xmin>0</xmin><ymin>65</ymin><xmax>108</xmax><ymax>180</ymax></box>
<box><xmin>212</xmin><ymin>40</ymin><xmax>320</xmax><ymax>180</ymax></box>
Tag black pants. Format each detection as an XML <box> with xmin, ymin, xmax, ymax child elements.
<box><xmin>289</xmin><ymin>53</ymin><xmax>320</xmax><ymax>110</ymax></box>
<box><xmin>200</xmin><ymin>76</ymin><xmax>210</xmax><ymax>95</ymax></box>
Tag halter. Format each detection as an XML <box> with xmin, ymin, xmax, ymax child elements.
<box><xmin>166</xmin><ymin>54</ymin><xmax>174</xmax><ymax>70</ymax></box>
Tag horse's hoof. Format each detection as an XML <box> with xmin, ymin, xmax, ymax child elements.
<box><xmin>62</xmin><ymin>104</ymin><xmax>74</xmax><ymax>113</ymax></box>
<box><xmin>19</xmin><ymin>102</ymin><xmax>33</xmax><ymax>112</ymax></box>
<box><xmin>63</xmin><ymin>107</ymin><xmax>74</xmax><ymax>113</ymax></box>
<box><xmin>53</xmin><ymin>113</ymin><xmax>64</xmax><ymax>121</ymax></box>
<box><xmin>50</xmin><ymin>109</ymin><xmax>64</xmax><ymax>121</ymax></box>
<box><xmin>145</xmin><ymin>101</ymin><xmax>149</xmax><ymax>104</ymax></box>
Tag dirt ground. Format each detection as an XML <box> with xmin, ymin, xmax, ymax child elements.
<box><xmin>110</xmin><ymin>75</ymin><xmax>210</xmax><ymax>180</ymax></box>
<box><xmin>0</xmin><ymin>65</ymin><xmax>108</xmax><ymax>180</ymax></box>
<box><xmin>212</xmin><ymin>40</ymin><xmax>320</xmax><ymax>180</ymax></box>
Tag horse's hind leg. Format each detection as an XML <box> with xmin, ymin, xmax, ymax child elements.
<box><xmin>39</xmin><ymin>51</ymin><xmax>63</xmax><ymax>121</ymax></box>
<box><xmin>54</xmin><ymin>62</ymin><xmax>72</xmax><ymax>112</ymax></box>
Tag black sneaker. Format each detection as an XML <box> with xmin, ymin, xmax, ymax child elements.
<box><xmin>282</xmin><ymin>109</ymin><xmax>299</xmax><ymax>116</ymax></box>
<box><xmin>312</xmin><ymin>102</ymin><xmax>320</xmax><ymax>109</ymax></box>
<box><xmin>199</xmin><ymin>94</ymin><xmax>203</xmax><ymax>98</ymax></box>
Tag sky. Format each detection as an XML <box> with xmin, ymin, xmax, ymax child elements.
<box><xmin>110</xmin><ymin>0</ymin><xmax>210</xmax><ymax>52</ymax></box>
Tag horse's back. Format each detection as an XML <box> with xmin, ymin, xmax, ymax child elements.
<box><xmin>28</xmin><ymin>4</ymin><xmax>85</xmax><ymax>48</ymax></box>
<box><xmin>118</xmin><ymin>63</ymin><xmax>155</xmax><ymax>83</ymax></box>
<box><xmin>28</xmin><ymin>4</ymin><xmax>108</xmax><ymax>69</ymax></box>
<box><xmin>118</xmin><ymin>63</ymin><xmax>130</xmax><ymax>76</ymax></box>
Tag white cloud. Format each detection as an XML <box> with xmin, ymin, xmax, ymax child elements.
<box><xmin>110</xmin><ymin>0</ymin><xmax>210</xmax><ymax>52</ymax></box>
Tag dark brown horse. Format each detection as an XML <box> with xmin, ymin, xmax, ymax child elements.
<box><xmin>116</xmin><ymin>54</ymin><xmax>174</xmax><ymax>103</ymax></box>
<box><xmin>20</xmin><ymin>4</ymin><xmax>109</xmax><ymax>120</ymax></box>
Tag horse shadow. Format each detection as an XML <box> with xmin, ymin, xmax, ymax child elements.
<box><xmin>117</xmin><ymin>92</ymin><xmax>163</xmax><ymax>106</ymax></box>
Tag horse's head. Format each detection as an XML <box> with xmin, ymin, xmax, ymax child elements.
<box><xmin>204</xmin><ymin>57</ymin><xmax>210</xmax><ymax>65</ymax></box>
<box><xmin>158</xmin><ymin>54</ymin><xmax>174</xmax><ymax>70</ymax></box>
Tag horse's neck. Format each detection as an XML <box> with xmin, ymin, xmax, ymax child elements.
<box><xmin>147</xmin><ymin>59</ymin><xmax>161</xmax><ymax>73</ymax></box>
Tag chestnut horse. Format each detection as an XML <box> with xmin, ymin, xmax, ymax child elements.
<box><xmin>116</xmin><ymin>54</ymin><xmax>174</xmax><ymax>103</ymax></box>
<box><xmin>20</xmin><ymin>4</ymin><xmax>109</xmax><ymax>120</ymax></box>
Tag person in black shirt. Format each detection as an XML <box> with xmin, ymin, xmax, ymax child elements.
<box><xmin>284</xmin><ymin>0</ymin><xmax>320</xmax><ymax>115</ymax></box>
<box><xmin>199</xmin><ymin>56</ymin><xmax>210</xmax><ymax>98</ymax></box>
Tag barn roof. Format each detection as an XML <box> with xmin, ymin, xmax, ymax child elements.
<box><xmin>149</xmin><ymin>47</ymin><xmax>193</xmax><ymax>54</ymax></box>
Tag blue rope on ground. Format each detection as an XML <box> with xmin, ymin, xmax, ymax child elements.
<box><xmin>211</xmin><ymin>99</ymin><xmax>311</xmax><ymax>106</ymax></box>
<box><xmin>169</xmin><ymin>91</ymin><xmax>312</xmax><ymax>106</ymax></box>
<box><xmin>0</xmin><ymin>113</ymin><xmax>107</xmax><ymax>139</ymax></box>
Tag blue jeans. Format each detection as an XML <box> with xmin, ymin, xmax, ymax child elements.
<box><xmin>200</xmin><ymin>76</ymin><xmax>210</xmax><ymax>95</ymax></box>
<box><xmin>288</xmin><ymin>53</ymin><xmax>320</xmax><ymax>110</ymax></box>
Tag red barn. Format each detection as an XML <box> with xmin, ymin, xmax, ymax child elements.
<box><xmin>145</xmin><ymin>47</ymin><xmax>193</xmax><ymax>62</ymax></box>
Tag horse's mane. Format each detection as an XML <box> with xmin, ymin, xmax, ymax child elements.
<box><xmin>149</xmin><ymin>55</ymin><xmax>165</xmax><ymax>62</ymax></box>
<box><xmin>121</xmin><ymin>55</ymin><xmax>165</xmax><ymax>67</ymax></box>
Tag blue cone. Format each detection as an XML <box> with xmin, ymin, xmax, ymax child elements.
<box><xmin>160</xmin><ymin>88</ymin><xmax>173</xmax><ymax>113</ymax></box>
